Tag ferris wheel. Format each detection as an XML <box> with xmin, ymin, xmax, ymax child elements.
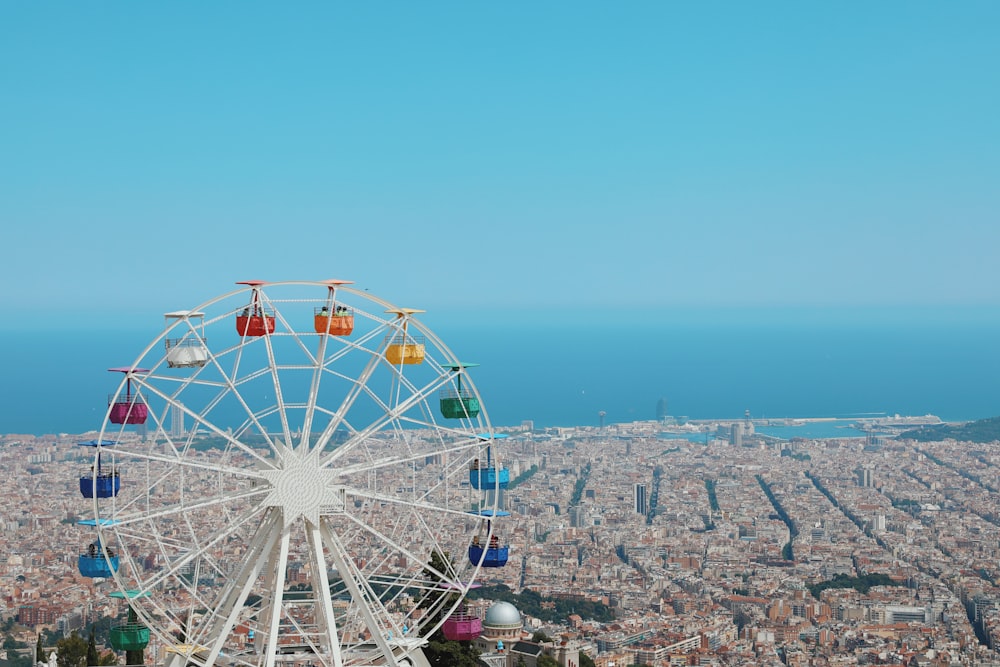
<box><xmin>83</xmin><ymin>280</ymin><xmax>510</xmax><ymax>667</ymax></box>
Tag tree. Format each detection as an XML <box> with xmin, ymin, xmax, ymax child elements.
<box><xmin>531</xmin><ymin>630</ymin><xmax>552</xmax><ymax>643</ymax></box>
<box><xmin>55</xmin><ymin>632</ymin><xmax>87</xmax><ymax>667</ymax></box>
<box><xmin>579</xmin><ymin>653</ymin><xmax>596</xmax><ymax>667</ymax></box>
<box><xmin>421</xmin><ymin>636</ymin><xmax>479</xmax><ymax>667</ymax></box>
<box><xmin>537</xmin><ymin>656</ymin><xmax>560</xmax><ymax>667</ymax></box>
<box><xmin>418</xmin><ymin>550</ymin><xmax>478</xmax><ymax>667</ymax></box>
<box><xmin>86</xmin><ymin>629</ymin><xmax>99</xmax><ymax>667</ymax></box>
<box><xmin>420</xmin><ymin>549</ymin><xmax>457</xmax><ymax>615</ymax></box>
<box><xmin>36</xmin><ymin>635</ymin><xmax>45</xmax><ymax>664</ymax></box>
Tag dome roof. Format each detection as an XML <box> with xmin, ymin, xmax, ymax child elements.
<box><xmin>483</xmin><ymin>601</ymin><xmax>522</xmax><ymax>628</ymax></box>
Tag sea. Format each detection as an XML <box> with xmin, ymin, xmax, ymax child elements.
<box><xmin>3</xmin><ymin>307</ymin><xmax>998</xmax><ymax>436</ymax></box>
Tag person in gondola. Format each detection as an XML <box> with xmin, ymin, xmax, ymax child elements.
<box><xmin>489</xmin><ymin>535</ymin><xmax>499</xmax><ymax>549</ymax></box>
<box><xmin>88</xmin><ymin>543</ymin><xmax>97</xmax><ymax>557</ymax></box>
<box><xmin>336</xmin><ymin>305</ymin><xmax>348</xmax><ymax>315</ymax></box>
<box><xmin>319</xmin><ymin>306</ymin><xmax>331</xmax><ymax>316</ymax></box>
<box><xmin>241</xmin><ymin>307</ymin><xmax>250</xmax><ymax>317</ymax></box>
<box><xmin>472</xmin><ymin>535</ymin><xmax>480</xmax><ymax>546</ymax></box>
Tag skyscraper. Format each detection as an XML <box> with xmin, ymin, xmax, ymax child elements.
<box><xmin>633</xmin><ymin>483</ymin><xmax>648</xmax><ymax>515</ymax></box>
<box><xmin>170</xmin><ymin>402</ymin><xmax>185</xmax><ymax>438</ymax></box>
<box><xmin>730</xmin><ymin>423</ymin><xmax>743</xmax><ymax>447</ymax></box>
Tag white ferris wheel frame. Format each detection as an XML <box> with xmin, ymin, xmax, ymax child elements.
<box><xmin>84</xmin><ymin>280</ymin><xmax>507</xmax><ymax>667</ymax></box>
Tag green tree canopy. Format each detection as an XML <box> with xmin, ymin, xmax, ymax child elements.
<box><xmin>55</xmin><ymin>632</ymin><xmax>87</xmax><ymax>667</ymax></box>
<box><xmin>86</xmin><ymin>628</ymin><xmax>98</xmax><ymax>667</ymax></box>
<box><xmin>537</xmin><ymin>655</ymin><xmax>560</xmax><ymax>667</ymax></box>
<box><xmin>421</xmin><ymin>634</ymin><xmax>479</xmax><ymax>667</ymax></box>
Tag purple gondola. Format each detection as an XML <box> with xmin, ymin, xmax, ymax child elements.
<box><xmin>108</xmin><ymin>368</ymin><xmax>149</xmax><ymax>425</ymax></box>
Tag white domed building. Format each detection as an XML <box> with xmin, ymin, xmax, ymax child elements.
<box><xmin>474</xmin><ymin>601</ymin><xmax>526</xmax><ymax>655</ymax></box>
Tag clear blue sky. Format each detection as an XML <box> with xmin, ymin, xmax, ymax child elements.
<box><xmin>3</xmin><ymin>3</ymin><xmax>999</xmax><ymax>328</ymax></box>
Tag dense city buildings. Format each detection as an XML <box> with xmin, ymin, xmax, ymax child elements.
<box><xmin>5</xmin><ymin>418</ymin><xmax>1000</xmax><ymax>666</ymax></box>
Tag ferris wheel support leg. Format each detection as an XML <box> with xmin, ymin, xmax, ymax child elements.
<box><xmin>306</xmin><ymin>520</ymin><xmax>344</xmax><ymax>667</ymax></box>
<box><xmin>262</xmin><ymin>524</ymin><xmax>292</xmax><ymax>667</ymax></box>
<box><xmin>319</xmin><ymin>522</ymin><xmax>402</xmax><ymax>667</ymax></box>
<box><xmin>197</xmin><ymin>512</ymin><xmax>284</xmax><ymax>667</ymax></box>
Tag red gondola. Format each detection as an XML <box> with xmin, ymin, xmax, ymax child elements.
<box><xmin>235</xmin><ymin>281</ymin><xmax>275</xmax><ymax>337</ymax></box>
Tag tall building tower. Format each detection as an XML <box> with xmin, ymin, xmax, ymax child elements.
<box><xmin>656</xmin><ymin>397</ymin><xmax>668</xmax><ymax>422</ymax></box>
<box><xmin>171</xmin><ymin>403</ymin><xmax>185</xmax><ymax>438</ymax></box>
<box><xmin>730</xmin><ymin>423</ymin><xmax>744</xmax><ymax>447</ymax></box>
<box><xmin>633</xmin><ymin>483</ymin><xmax>648</xmax><ymax>515</ymax></box>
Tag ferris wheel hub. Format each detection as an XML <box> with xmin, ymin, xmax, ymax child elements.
<box><xmin>260</xmin><ymin>445</ymin><xmax>342</xmax><ymax>526</ymax></box>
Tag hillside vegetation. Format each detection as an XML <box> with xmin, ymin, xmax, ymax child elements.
<box><xmin>901</xmin><ymin>417</ymin><xmax>1000</xmax><ymax>443</ymax></box>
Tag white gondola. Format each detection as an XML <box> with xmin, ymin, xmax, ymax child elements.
<box><xmin>164</xmin><ymin>311</ymin><xmax>209</xmax><ymax>368</ymax></box>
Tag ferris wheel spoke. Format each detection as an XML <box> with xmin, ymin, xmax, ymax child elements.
<box><xmin>318</xmin><ymin>522</ymin><xmax>401</xmax><ymax>665</ymax></box>
<box><xmin>111</xmin><ymin>486</ymin><xmax>270</xmax><ymax>529</ymax></box>
<box><xmin>309</xmin><ymin>327</ymin><xmax>394</xmax><ymax>458</ymax></box>
<box><xmin>333</xmin><ymin>437</ymin><xmax>480</xmax><ymax>478</ymax></box>
<box><xmin>320</xmin><ymin>383</ymin><xmax>454</xmax><ymax>470</ymax></box>
<box><xmin>265</xmin><ymin>353</ymin><xmax>293</xmax><ymax>454</ymax></box>
<box><xmin>220</xmin><ymin>342</ymin><xmax>284</xmax><ymax>457</ymax></box>
<box><xmin>112</xmin><ymin>445</ymin><xmax>268</xmax><ymax>482</ymax></box>
<box><xmin>136</xmin><ymin>503</ymin><xmax>271</xmax><ymax>593</ymax></box>
<box><xmin>129</xmin><ymin>379</ymin><xmax>277</xmax><ymax>468</ymax></box>
<box><xmin>337</xmin><ymin>511</ymin><xmax>460</xmax><ymax>589</ymax></box>
<box><xmin>345</xmin><ymin>488</ymin><xmax>476</xmax><ymax>523</ymax></box>
<box><xmin>299</xmin><ymin>337</ymin><xmax>328</xmax><ymax>453</ymax></box>
<box><xmin>374</xmin><ymin>361</ymin><xmax>453</xmax><ymax>422</ymax></box>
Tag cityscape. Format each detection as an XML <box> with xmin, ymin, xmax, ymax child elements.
<box><xmin>6</xmin><ymin>413</ymin><xmax>1000</xmax><ymax>667</ymax></box>
<box><xmin>4</xmin><ymin>4</ymin><xmax>1000</xmax><ymax>667</ymax></box>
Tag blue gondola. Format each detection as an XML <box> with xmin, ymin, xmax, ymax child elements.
<box><xmin>470</xmin><ymin>433</ymin><xmax>509</xmax><ymax>490</ymax></box>
<box><xmin>469</xmin><ymin>466</ymin><xmax>510</xmax><ymax>490</ymax></box>
<box><xmin>80</xmin><ymin>473</ymin><xmax>120</xmax><ymax>499</ymax></box>
<box><xmin>467</xmin><ymin>513</ymin><xmax>510</xmax><ymax>567</ymax></box>
<box><xmin>78</xmin><ymin>539</ymin><xmax>119</xmax><ymax>578</ymax></box>
<box><xmin>78</xmin><ymin>440</ymin><xmax>121</xmax><ymax>499</ymax></box>
<box><xmin>468</xmin><ymin>544</ymin><xmax>509</xmax><ymax>568</ymax></box>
